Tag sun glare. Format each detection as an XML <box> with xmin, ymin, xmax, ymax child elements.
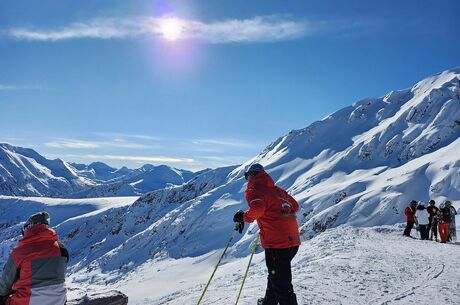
<box><xmin>160</xmin><ymin>18</ymin><xmax>182</xmax><ymax>41</ymax></box>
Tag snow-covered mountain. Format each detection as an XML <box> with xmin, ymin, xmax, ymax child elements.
<box><xmin>71</xmin><ymin>162</ymin><xmax>125</xmax><ymax>181</ymax></box>
<box><xmin>72</xmin><ymin>164</ymin><xmax>199</xmax><ymax>197</ymax></box>
<box><xmin>0</xmin><ymin>67</ymin><xmax>459</xmax><ymax>304</ymax></box>
<box><xmin>0</xmin><ymin>145</ymin><xmax>199</xmax><ymax>197</ymax></box>
<box><xmin>62</xmin><ymin>67</ymin><xmax>458</xmax><ymax>270</ymax></box>
<box><xmin>0</xmin><ymin>143</ymin><xmax>94</xmax><ymax>197</ymax></box>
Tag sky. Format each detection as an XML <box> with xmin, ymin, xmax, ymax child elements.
<box><xmin>1</xmin><ymin>0</ymin><xmax>459</xmax><ymax>171</ymax></box>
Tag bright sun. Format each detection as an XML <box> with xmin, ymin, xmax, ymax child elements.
<box><xmin>160</xmin><ymin>18</ymin><xmax>182</xmax><ymax>41</ymax></box>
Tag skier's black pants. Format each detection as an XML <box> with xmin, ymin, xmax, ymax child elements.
<box><xmin>429</xmin><ymin>220</ymin><xmax>438</xmax><ymax>239</ymax></box>
<box><xmin>263</xmin><ymin>246</ymin><xmax>299</xmax><ymax>305</ymax></box>
<box><xmin>419</xmin><ymin>225</ymin><xmax>429</xmax><ymax>239</ymax></box>
<box><xmin>403</xmin><ymin>221</ymin><xmax>414</xmax><ymax>236</ymax></box>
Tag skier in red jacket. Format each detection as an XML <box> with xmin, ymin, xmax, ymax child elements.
<box><xmin>234</xmin><ymin>163</ymin><xmax>300</xmax><ymax>305</ymax></box>
<box><xmin>403</xmin><ymin>200</ymin><xmax>418</xmax><ymax>237</ymax></box>
<box><xmin>0</xmin><ymin>212</ymin><xmax>68</xmax><ymax>305</ymax></box>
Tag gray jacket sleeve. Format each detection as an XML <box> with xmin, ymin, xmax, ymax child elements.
<box><xmin>0</xmin><ymin>255</ymin><xmax>18</xmax><ymax>297</ymax></box>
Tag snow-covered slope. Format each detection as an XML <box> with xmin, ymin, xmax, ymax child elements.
<box><xmin>0</xmin><ymin>144</ymin><xmax>94</xmax><ymax>197</ymax></box>
<box><xmin>0</xmin><ymin>196</ymin><xmax>139</xmax><ymax>264</ymax></box>
<box><xmin>119</xmin><ymin>225</ymin><xmax>460</xmax><ymax>305</ymax></box>
<box><xmin>238</xmin><ymin>67</ymin><xmax>460</xmax><ymax>236</ymax></box>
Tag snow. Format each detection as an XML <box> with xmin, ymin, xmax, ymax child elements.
<box><xmin>66</xmin><ymin>225</ymin><xmax>460</xmax><ymax>305</ymax></box>
<box><xmin>0</xmin><ymin>143</ymin><xmax>94</xmax><ymax>197</ymax></box>
<box><xmin>0</xmin><ymin>196</ymin><xmax>138</xmax><ymax>264</ymax></box>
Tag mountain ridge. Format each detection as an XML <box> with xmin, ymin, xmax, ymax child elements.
<box><xmin>0</xmin><ymin>144</ymin><xmax>200</xmax><ymax>197</ymax></box>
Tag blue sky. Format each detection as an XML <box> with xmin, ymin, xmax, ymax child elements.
<box><xmin>1</xmin><ymin>0</ymin><xmax>459</xmax><ymax>171</ymax></box>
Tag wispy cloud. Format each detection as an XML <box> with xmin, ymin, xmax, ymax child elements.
<box><xmin>0</xmin><ymin>84</ymin><xmax>43</xmax><ymax>91</ymax></box>
<box><xmin>179</xmin><ymin>155</ymin><xmax>249</xmax><ymax>171</ymax></box>
<box><xmin>93</xmin><ymin>132</ymin><xmax>161</xmax><ymax>141</ymax></box>
<box><xmin>61</xmin><ymin>153</ymin><xmax>194</xmax><ymax>164</ymax></box>
<box><xmin>37</xmin><ymin>134</ymin><xmax>264</xmax><ymax>169</ymax></box>
<box><xmin>45</xmin><ymin>139</ymin><xmax>150</xmax><ymax>149</ymax></box>
<box><xmin>201</xmin><ymin>155</ymin><xmax>249</xmax><ymax>164</ymax></box>
<box><xmin>192</xmin><ymin>138</ymin><xmax>259</xmax><ymax>148</ymax></box>
<box><xmin>6</xmin><ymin>15</ymin><xmax>309</xmax><ymax>43</ymax></box>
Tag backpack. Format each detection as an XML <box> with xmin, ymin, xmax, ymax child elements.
<box><xmin>440</xmin><ymin>208</ymin><xmax>451</xmax><ymax>223</ymax></box>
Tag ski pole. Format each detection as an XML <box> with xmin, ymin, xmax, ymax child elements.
<box><xmin>196</xmin><ymin>223</ymin><xmax>239</xmax><ymax>305</ymax></box>
<box><xmin>234</xmin><ymin>235</ymin><xmax>260</xmax><ymax>305</ymax></box>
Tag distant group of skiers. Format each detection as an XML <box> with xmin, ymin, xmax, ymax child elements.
<box><xmin>404</xmin><ymin>199</ymin><xmax>457</xmax><ymax>243</ymax></box>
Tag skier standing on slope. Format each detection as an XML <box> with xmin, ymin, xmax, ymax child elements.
<box><xmin>445</xmin><ymin>200</ymin><xmax>457</xmax><ymax>242</ymax></box>
<box><xmin>403</xmin><ymin>201</ymin><xmax>418</xmax><ymax>237</ymax></box>
<box><xmin>427</xmin><ymin>200</ymin><xmax>439</xmax><ymax>241</ymax></box>
<box><xmin>415</xmin><ymin>203</ymin><xmax>430</xmax><ymax>240</ymax></box>
<box><xmin>436</xmin><ymin>203</ymin><xmax>451</xmax><ymax>243</ymax></box>
<box><xmin>234</xmin><ymin>163</ymin><xmax>300</xmax><ymax>305</ymax></box>
<box><xmin>0</xmin><ymin>212</ymin><xmax>68</xmax><ymax>305</ymax></box>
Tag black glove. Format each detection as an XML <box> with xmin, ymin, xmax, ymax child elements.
<box><xmin>233</xmin><ymin>210</ymin><xmax>245</xmax><ymax>233</ymax></box>
<box><xmin>0</xmin><ymin>296</ymin><xmax>8</xmax><ymax>305</ymax></box>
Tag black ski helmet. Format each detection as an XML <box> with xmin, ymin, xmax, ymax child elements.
<box><xmin>22</xmin><ymin>212</ymin><xmax>50</xmax><ymax>235</ymax></box>
<box><xmin>244</xmin><ymin>163</ymin><xmax>265</xmax><ymax>180</ymax></box>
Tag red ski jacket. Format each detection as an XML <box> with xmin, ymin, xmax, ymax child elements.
<box><xmin>405</xmin><ymin>206</ymin><xmax>416</xmax><ymax>222</ymax></box>
<box><xmin>244</xmin><ymin>171</ymin><xmax>301</xmax><ymax>249</ymax></box>
<box><xmin>0</xmin><ymin>225</ymin><xmax>68</xmax><ymax>305</ymax></box>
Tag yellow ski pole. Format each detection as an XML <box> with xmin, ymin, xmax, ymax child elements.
<box><xmin>196</xmin><ymin>223</ymin><xmax>239</xmax><ymax>305</ymax></box>
<box><xmin>234</xmin><ymin>234</ymin><xmax>260</xmax><ymax>305</ymax></box>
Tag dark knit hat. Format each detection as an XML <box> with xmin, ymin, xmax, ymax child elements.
<box><xmin>244</xmin><ymin>163</ymin><xmax>265</xmax><ymax>180</ymax></box>
<box><xmin>410</xmin><ymin>200</ymin><xmax>417</xmax><ymax>206</ymax></box>
<box><xmin>23</xmin><ymin>212</ymin><xmax>50</xmax><ymax>233</ymax></box>
<box><xmin>429</xmin><ymin>200</ymin><xmax>435</xmax><ymax>205</ymax></box>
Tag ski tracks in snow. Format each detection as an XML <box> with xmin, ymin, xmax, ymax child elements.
<box><xmin>374</xmin><ymin>264</ymin><xmax>445</xmax><ymax>305</ymax></box>
<box><xmin>126</xmin><ymin>225</ymin><xmax>460</xmax><ymax>305</ymax></box>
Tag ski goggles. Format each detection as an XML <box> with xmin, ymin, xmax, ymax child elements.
<box><xmin>244</xmin><ymin>172</ymin><xmax>250</xmax><ymax>181</ymax></box>
<box><xmin>244</xmin><ymin>171</ymin><xmax>259</xmax><ymax>181</ymax></box>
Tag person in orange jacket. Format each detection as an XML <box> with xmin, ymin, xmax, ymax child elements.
<box><xmin>234</xmin><ymin>163</ymin><xmax>300</xmax><ymax>305</ymax></box>
<box><xmin>0</xmin><ymin>212</ymin><xmax>68</xmax><ymax>305</ymax></box>
<box><xmin>437</xmin><ymin>202</ymin><xmax>452</xmax><ymax>243</ymax></box>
